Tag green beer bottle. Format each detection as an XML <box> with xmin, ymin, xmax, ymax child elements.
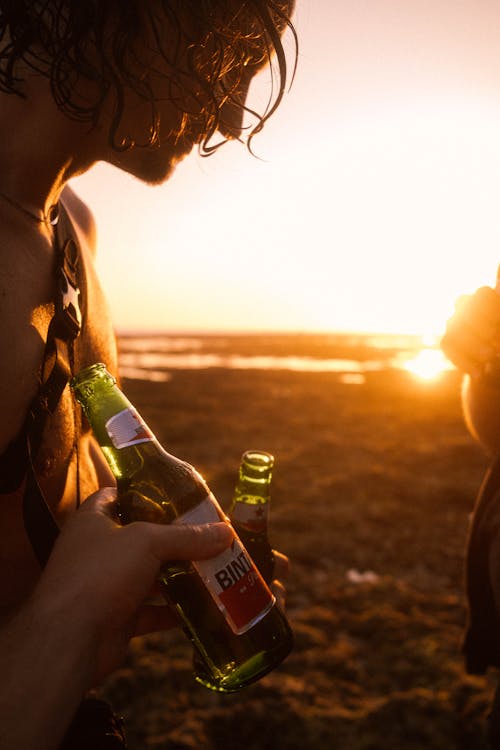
<box><xmin>71</xmin><ymin>363</ymin><xmax>293</xmax><ymax>693</ymax></box>
<box><xmin>193</xmin><ymin>449</ymin><xmax>279</xmax><ymax>689</ymax></box>
<box><xmin>229</xmin><ymin>450</ymin><xmax>276</xmax><ymax>584</ymax></box>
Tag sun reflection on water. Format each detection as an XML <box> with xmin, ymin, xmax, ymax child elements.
<box><xmin>117</xmin><ymin>335</ymin><xmax>457</xmax><ymax>384</ymax></box>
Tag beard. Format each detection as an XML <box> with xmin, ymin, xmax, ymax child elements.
<box><xmin>109</xmin><ymin>128</ymin><xmax>199</xmax><ymax>186</ymax></box>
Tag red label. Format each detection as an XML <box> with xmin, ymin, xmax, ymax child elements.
<box><xmin>176</xmin><ymin>496</ymin><xmax>275</xmax><ymax>634</ymax></box>
<box><xmin>218</xmin><ymin>566</ymin><xmax>274</xmax><ymax>631</ymax></box>
<box><xmin>231</xmin><ymin>502</ymin><xmax>269</xmax><ymax>532</ymax></box>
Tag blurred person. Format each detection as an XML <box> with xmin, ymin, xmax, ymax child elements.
<box><xmin>0</xmin><ymin>2</ymin><xmax>296</xmax><ymax>748</ymax></box>
<box><xmin>442</xmin><ymin>267</ymin><xmax>500</xmax><ymax>748</ymax></box>
<box><xmin>442</xmin><ymin>269</ymin><xmax>500</xmax><ymax>455</ymax></box>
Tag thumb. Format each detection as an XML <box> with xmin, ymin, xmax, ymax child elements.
<box><xmin>146</xmin><ymin>521</ymin><xmax>234</xmax><ymax>563</ymax></box>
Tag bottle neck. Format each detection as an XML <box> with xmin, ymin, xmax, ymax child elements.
<box><xmin>233</xmin><ymin>476</ymin><xmax>271</xmax><ymax>504</ymax></box>
<box><xmin>72</xmin><ymin>364</ymin><xmax>155</xmax><ymax>449</ymax></box>
<box><xmin>230</xmin><ymin>474</ymin><xmax>270</xmax><ymax>534</ymax></box>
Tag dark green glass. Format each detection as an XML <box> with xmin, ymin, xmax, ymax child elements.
<box><xmin>230</xmin><ymin>450</ymin><xmax>276</xmax><ymax>584</ymax></box>
<box><xmin>71</xmin><ymin>364</ymin><xmax>293</xmax><ymax>692</ymax></box>
<box><xmin>193</xmin><ymin>449</ymin><xmax>284</xmax><ymax>690</ymax></box>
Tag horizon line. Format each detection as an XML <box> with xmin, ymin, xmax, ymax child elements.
<box><xmin>116</xmin><ymin>328</ymin><xmax>434</xmax><ymax>340</ymax></box>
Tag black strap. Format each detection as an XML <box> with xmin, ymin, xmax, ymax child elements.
<box><xmin>21</xmin><ymin>204</ymin><xmax>83</xmax><ymax>568</ymax></box>
<box><xmin>22</xmin><ymin>451</ymin><xmax>61</xmax><ymax>569</ymax></box>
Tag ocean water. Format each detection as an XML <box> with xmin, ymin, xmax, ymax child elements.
<box><xmin>117</xmin><ymin>332</ymin><xmax>453</xmax><ymax>384</ymax></box>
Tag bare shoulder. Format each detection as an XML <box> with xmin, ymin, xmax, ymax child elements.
<box><xmin>61</xmin><ymin>184</ymin><xmax>97</xmax><ymax>255</ymax></box>
<box><xmin>61</xmin><ymin>185</ymin><xmax>119</xmax><ymax>378</ymax></box>
<box><xmin>0</xmin><ymin>222</ymin><xmax>53</xmax><ymax>452</ymax></box>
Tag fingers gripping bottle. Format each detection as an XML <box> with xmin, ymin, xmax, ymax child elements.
<box><xmin>193</xmin><ymin>450</ymin><xmax>279</xmax><ymax>689</ymax></box>
<box><xmin>71</xmin><ymin>364</ymin><xmax>293</xmax><ymax>693</ymax></box>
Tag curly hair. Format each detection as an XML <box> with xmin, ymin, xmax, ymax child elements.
<box><xmin>0</xmin><ymin>0</ymin><xmax>297</xmax><ymax>153</ymax></box>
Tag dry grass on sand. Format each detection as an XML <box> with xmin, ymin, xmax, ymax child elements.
<box><xmin>99</xmin><ymin>363</ymin><xmax>497</xmax><ymax>749</ymax></box>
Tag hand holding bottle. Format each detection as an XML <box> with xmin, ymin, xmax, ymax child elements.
<box><xmin>34</xmin><ymin>486</ymin><xmax>234</xmax><ymax>686</ymax></box>
<box><xmin>71</xmin><ymin>365</ymin><xmax>293</xmax><ymax>692</ymax></box>
<box><xmin>0</xmin><ymin>487</ymin><xmax>233</xmax><ymax>750</ymax></box>
<box><xmin>441</xmin><ymin>266</ymin><xmax>500</xmax><ymax>379</ymax></box>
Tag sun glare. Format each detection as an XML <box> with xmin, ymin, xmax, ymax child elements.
<box><xmin>401</xmin><ymin>348</ymin><xmax>453</xmax><ymax>381</ymax></box>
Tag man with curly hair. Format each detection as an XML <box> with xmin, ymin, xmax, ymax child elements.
<box><xmin>0</xmin><ymin>2</ymin><xmax>296</xmax><ymax>747</ymax></box>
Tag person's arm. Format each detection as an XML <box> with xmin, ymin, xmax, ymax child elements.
<box><xmin>441</xmin><ymin>283</ymin><xmax>500</xmax><ymax>454</ymax></box>
<box><xmin>0</xmin><ymin>488</ymin><xmax>233</xmax><ymax>750</ymax></box>
<box><xmin>0</xmin><ymin>588</ymin><xmax>95</xmax><ymax>750</ymax></box>
<box><xmin>461</xmin><ymin>374</ymin><xmax>500</xmax><ymax>455</ymax></box>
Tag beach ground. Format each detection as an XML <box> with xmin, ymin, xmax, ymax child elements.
<box><xmin>99</xmin><ymin>364</ymin><xmax>496</xmax><ymax>749</ymax></box>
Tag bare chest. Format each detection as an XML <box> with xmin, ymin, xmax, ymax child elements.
<box><xmin>35</xmin><ymin>248</ymin><xmax>118</xmax><ymax>513</ymax></box>
<box><xmin>0</xmin><ymin>221</ymin><xmax>118</xmax><ymax>611</ymax></box>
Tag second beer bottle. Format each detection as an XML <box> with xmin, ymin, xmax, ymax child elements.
<box><xmin>193</xmin><ymin>449</ymin><xmax>278</xmax><ymax>689</ymax></box>
<box><xmin>229</xmin><ymin>450</ymin><xmax>276</xmax><ymax>584</ymax></box>
<box><xmin>71</xmin><ymin>363</ymin><xmax>293</xmax><ymax>693</ymax></box>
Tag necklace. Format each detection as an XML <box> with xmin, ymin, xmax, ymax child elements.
<box><xmin>0</xmin><ymin>190</ymin><xmax>59</xmax><ymax>226</ymax></box>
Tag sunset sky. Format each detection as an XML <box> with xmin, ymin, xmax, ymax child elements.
<box><xmin>73</xmin><ymin>0</ymin><xmax>500</xmax><ymax>337</ymax></box>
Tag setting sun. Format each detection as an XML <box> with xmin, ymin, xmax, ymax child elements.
<box><xmin>401</xmin><ymin>348</ymin><xmax>454</xmax><ymax>381</ymax></box>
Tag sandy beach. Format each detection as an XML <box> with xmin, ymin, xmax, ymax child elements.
<box><xmin>98</xmin><ymin>351</ymin><xmax>496</xmax><ymax>749</ymax></box>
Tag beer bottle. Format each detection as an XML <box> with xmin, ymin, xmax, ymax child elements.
<box><xmin>70</xmin><ymin>363</ymin><xmax>293</xmax><ymax>693</ymax></box>
<box><xmin>193</xmin><ymin>449</ymin><xmax>278</xmax><ymax>689</ymax></box>
<box><xmin>229</xmin><ymin>450</ymin><xmax>276</xmax><ymax>584</ymax></box>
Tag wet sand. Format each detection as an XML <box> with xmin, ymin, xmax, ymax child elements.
<box><xmin>99</xmin><ymin>363</ymin><xmax>496</xmax><ymax>749</ymax></box>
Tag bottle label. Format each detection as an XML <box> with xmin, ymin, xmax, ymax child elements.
<box><xmin>231</xmin><ymin>501</ymin><xmax>269</xmax><ymax>532</ymax></box>
<box><xmin>174</xmin><ymin>495</ymin><xmax>275</xmax><ymax>635</ymax></box>
<box><xmin>105</xmin><ymin>408</ymin><xmax>155</xmax><ymax>449</ymax></box>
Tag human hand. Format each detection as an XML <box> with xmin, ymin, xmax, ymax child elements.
<box><xmin>34</xmin><ymin>487</ymin><xmax>234</xmax><ymax>685</ymax></box>
<box><xmin>441</xmin><ymin>279</ymin><xmax>500</xmax><ymax>378</ymax></box>
<box><xmin>269</xmin><ymin>549</ymin><xmax>290</xmax><ymax>611</ymax></box>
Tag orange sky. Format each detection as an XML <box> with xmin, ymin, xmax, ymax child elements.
<box><xmin>73</xmin><ymin>0</ymin><xmax>500</xmax><ymax>336</ymax></box>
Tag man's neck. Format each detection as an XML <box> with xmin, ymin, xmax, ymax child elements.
<box><xmin>0</xmin><ymin>73</ymin><xmax>99</xmax><ymax>218</ymax></box>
